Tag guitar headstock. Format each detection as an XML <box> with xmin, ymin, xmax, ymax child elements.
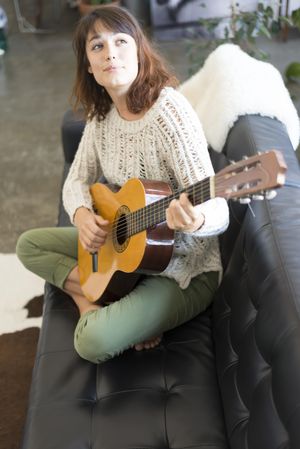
<box><xmin>215</xmin><ymin>150</ymin><xmax>287</xmax><ymax>202</ymax></box>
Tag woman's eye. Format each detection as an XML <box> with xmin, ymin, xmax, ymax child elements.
<box><xmin>118</xmin><ymin>39</ymin><xmax>127</xmax><ymax>44</ymax></box>
<box><xmin>92</xmin><ymin>43</ymin><xmax>103</xmax><ymax>50</ymax></box>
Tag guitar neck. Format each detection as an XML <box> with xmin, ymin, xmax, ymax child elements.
<box><xmin>128</xmin><ymin>176</ymin><xmax>213</xmax><ymax>236</ymax></box>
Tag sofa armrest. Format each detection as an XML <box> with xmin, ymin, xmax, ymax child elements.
<box><xmin>61</xmin><ymin>110</ymin><xmax>85</xmax><ymax>164</ymax></box>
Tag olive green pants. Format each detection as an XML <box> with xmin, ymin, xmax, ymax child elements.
<box><xmin>16</xmin><ymin>227</ymin><xmax>219</xmax><ymax>364</ymax></box>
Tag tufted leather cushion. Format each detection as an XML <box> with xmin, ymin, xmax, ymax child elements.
<box><xmin>22</xmin><ymin>284</ymin><xmax>228</xmax><ymax>449</ymax></box>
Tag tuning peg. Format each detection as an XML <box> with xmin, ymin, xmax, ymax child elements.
<box><xmin>239</xmin><ymin>197</ymin><xmax>251</xmax><ymax>204</ymax></box>
<box><xmin>252</xmin><ymin>194</ymin><xmax>265</xmax><ymax>201</ymax></box>
<box><xmin>265</xmin><ymin>190</ymin><xmax>277</xmax><ymax>200</ymax></box>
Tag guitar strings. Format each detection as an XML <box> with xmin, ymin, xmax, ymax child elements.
<box><xmin>110</xmin><ymin>180</ymin><xmax>212</xmax><ymax>235</ymax></box>
<box><xmin>110</xmin><ymin>181</ymin><xmax>213</xmax><ymax>239</ymax></box>
<box><xmin>99</xmin><ymin>179</ymin><xmax>214</xmax><ymax>242</ymax></box>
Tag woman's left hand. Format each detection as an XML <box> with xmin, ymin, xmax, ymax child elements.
<box><xmin>166</xmin><ymin>193</ymin><xmax>205</xmax><ymax>233</ymax></box>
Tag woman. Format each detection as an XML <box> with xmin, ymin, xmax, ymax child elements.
<box><xmin>16</xmin><ymin>5</ymin><xmax>229</xmax><ymax>363</ymax></box>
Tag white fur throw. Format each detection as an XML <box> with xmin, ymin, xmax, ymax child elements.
<box><xmin>179</xmin><ymin>43</ymin><xmax>300</xmax><ymax>152</ymax></box>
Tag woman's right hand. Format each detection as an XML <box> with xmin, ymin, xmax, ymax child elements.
<box><xmin>74</xmin><ymin>207</ymin><xmax>109</xmax><ymax>253</ymax></box>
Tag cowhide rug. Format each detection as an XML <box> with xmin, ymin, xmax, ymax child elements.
<box><xmin>0</xmin><ymin>254</ymin><xmax>44</xmax><ymax>449</ymax></box>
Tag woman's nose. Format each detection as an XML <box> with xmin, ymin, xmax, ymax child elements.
<box><xmin>105</xmin><ymin>43</ymin><xmax>116</xmax><ymax>61</ymax></box>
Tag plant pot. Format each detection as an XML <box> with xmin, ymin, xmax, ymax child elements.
<box><xmin>78</xmin><ymin>1</ymin><xmax>120</xmax><ymax>16</ymax></box>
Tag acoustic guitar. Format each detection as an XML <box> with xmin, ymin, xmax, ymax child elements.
<box><xmin>78</xmin><ymin>150</ymin><xmax>287</xmax><ymax>302</ymax></box>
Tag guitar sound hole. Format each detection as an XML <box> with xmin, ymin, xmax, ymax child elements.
<box><xmin>116</xmin><ymin>214</ymin><xmax>128</xmax><ymax>245</ymax></box>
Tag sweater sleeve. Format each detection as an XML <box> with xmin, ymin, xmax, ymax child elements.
<box><xmin>159</xmin><ymin>90</ymin><xmax>229</xmax><ymax>237</ymax></box>
<box><xmin>62</xmin><ymin>119</ymin><xmax>102</xmax><ymax>224</ymax></box>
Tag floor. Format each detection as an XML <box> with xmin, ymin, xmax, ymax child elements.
<box><xmin>1</xmin><ymin>0</ymin><xmax>300</xmax><ymax>253</ymax></box>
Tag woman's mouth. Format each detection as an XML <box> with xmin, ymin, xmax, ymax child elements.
<box><xmin>103</xmin><ymin>65</ymin><xmax>120</xmax><ymax>72</ymax></box>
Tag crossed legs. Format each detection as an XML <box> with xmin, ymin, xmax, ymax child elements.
<box><xmin>16</xmin><ymin>226</ymin><xmax>218</xmax><ymax>364</ymax></box>
<box><xmin>63</xmin><ymin>265</ymin><xmax>161</xmax><ymax>351</ymax></box>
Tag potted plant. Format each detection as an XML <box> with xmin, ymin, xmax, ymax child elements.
<box><xmin>78</xmin><ymin>0</ymin><xmax>119</xmax><ymax>17</ymax></box>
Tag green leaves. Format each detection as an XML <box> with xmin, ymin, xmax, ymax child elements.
<box><xmin>284</xmin><ymin>8</ymin><xmax>300</xmax><ymax>83</ymax></box>
<box><xmin>258</xmin><ymin>24</ymin><xmax>271</xmax><ymax>39</ymax></box>
<box><xmin>187</xmin><ymin>0</ymin><xmax>280</xmax><ymax>74</ymax></box>
<box><xmin>292</xmin><ymin>8</ymin><xmax>300</xmax><ymax>29</ymax></box>
<box><xmin>285</xmin><ymin>62</ymin><xmax>300</xmax><ymax>82</ymax></box>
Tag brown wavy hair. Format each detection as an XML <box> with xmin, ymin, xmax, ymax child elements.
<box><xmin>72</xmin><ymin>5</ymin><xmax>179</xmax><ymax>121</ymax></box>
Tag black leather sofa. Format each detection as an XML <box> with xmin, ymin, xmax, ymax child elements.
<box><xmin>21</xmin><ymin>111</ymin><xmax>300</xmax><ymax>449</ymax></box>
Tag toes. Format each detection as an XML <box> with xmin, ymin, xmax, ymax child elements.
<box><xmin>134</xmin><ymin>335</ymin><xmax>163</xmax><ymax>351</ymax></box>
<box><xmin>145</xmin><ymin>336</ymin><xmax>162</xmax><ymax>349</ymax></box>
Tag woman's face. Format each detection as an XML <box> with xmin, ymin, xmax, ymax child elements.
<box><xmin>85</xmin><ymin>21</ymin><xmax>139</xmax><ymax>96</ymax></box>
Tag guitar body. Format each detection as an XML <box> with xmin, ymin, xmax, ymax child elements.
<box><xmin>78</xmin><ymin>178</ymin><xmax>174</xmax><ymax>302</ymax></box>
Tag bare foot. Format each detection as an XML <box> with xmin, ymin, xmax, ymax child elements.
<box><xmin>134</xmin><ymin>335</ymin><xmax>162</xmax><ymax>351</ymax></box>
<box><xmin>63</xmin><ymin>266</ymin><xmax>102</xmax><ymax>316</ymax></box>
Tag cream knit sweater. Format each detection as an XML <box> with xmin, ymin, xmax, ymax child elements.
<box><xmin>63</xmin><ymin>87</ymin><xmax>229</xmax><ymax>288</ymax></box>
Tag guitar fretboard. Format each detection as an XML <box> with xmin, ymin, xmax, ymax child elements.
<box><xmin>121</xmin><ymin>176</ymin><xmax>212</xmax><ymax>237</ymax></box>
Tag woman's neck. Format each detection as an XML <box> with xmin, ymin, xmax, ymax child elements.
<box><xmin>108</xmin><ymin>89</ymin><xmax>146</xmax><ymax>122</ymax></box>
<box><xmin>116</xmin><ymin>107</ymin><xmax>146</xmax><ymax>121</ymax></box>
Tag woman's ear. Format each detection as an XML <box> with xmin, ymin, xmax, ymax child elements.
<box><xmin>88</xmin><ymin>66</ymin><xmax>93</xmax><ymax>74</ymax></box>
